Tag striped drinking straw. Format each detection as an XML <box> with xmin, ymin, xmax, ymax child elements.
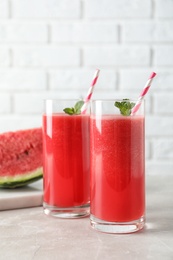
<box><xmin>81</xmin><ymin>69</ymin><xmax>100</xmax><ymax>114</ymax></box>
<box><xmin>131</xmin><ymin>72</ymin><xmax>156</xmax><ymax>116</ymax></box>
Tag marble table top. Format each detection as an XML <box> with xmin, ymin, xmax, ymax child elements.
<box><xmin>0</xmin><ymin>175</ymin><xmax>173</xmax><ymax>260</ymax></box>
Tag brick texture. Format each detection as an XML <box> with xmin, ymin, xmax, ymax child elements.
<box><xmin>85</xmin><ymin>0</ymin><xmax>152</xmax><ymax>18</ymax></box>
<box><xmin>154</xmin><ymin>46</ymin><xmax>173</xmax><ymax>66</ymax></box>
<box><xmin>0</xmin><ymin>22</ymin><xmax>48</xmax><ymax>43</ymax></box>
<box><xmin>0</xmin><ymin>48</ymin><xmax>10</xmax><ymax>67</ymax></box>
<box><xmin>0</xmin><ymin>0</ymin><xmax>172</xmax><ymax>174</ymax></box>
<box><xmin>0</xmin><ymin>0</ymin><xmax>9</xmax><ymax>18</ymax></box>
<box><xmin>12</xmin><ymin>0</ymin><xmax>81</xmax><ymax>18</ymax></box>
<box><xmin>84</xmin><ymin>46</ymin><xmax>150</xmax><ymax>66</ymax></box>
<box><xmin>0</xmin><ymin>69</ymin><xmax>47</xmax><ymax>90</ymax></box>
<box><xmin>123</xmin><ymin>21</ymin><xmax>173</xmax><ymax>43</ymax></box>
<box><xmin>0</xmin><ymin>94</ymin><xmax>11</xmax><ymax>113</ymax></box>
<box><xmin>13</xmin><ymin>47</ymin><xmax>80</xmax><ymax>67</ymax></box>
<box><xmin>51</xmin><ymin>22</ymin><xmax>118</xmax><ymax>43</ymax></box>
<box><xmin>155</xmin><ymin>0</ymin><xmax>173</xmax><ymax>18</ymax></box>
<box><xmin>49</xmin><ymin>69</ymin><xmax>117</xmax><ymax>90</ymax></box>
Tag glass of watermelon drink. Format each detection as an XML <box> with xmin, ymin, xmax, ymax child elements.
<box><xmin>42</xmin><ymin>99</ymin><xmax>90</xmax><ymax>218</ymax></box>
<box><xmin>90</xmin><ymin>99</ymin><xmax>145</xmax><ymax>233</ymax></box>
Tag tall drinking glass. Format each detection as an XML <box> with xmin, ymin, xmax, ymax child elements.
<box><xmin>90</xmin><ymin>99</ymin><xmax>145</xmax><ymax>233</ymax></box>
<box><xmin>42</xmin><ymin>99</ymin><xmax>90</xmax><ymax>218</ymax></box>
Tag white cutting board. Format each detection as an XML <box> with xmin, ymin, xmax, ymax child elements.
<box><xmin>0</xmin><ymin>179</ymin><xmax>43</xmax><ymax>211</ymax></box>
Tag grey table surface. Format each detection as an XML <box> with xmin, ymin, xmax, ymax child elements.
<box><xmin>0</xmin><ymin>175</ymin><xmax>173</xmax><ymax>260</ymax></box>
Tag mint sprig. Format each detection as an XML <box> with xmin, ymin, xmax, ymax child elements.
<box><xmin>63</xmin><ymin>100</ymin><xmax>84</xmax><ymax>115</ymax></box>
<box><xmin>114</xmin><ymin>99</ymin><xmax>135</xmax><ymax>116</ymax></box>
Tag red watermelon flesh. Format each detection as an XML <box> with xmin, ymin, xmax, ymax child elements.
<box><xmin>0</xmin><ymin>128</ymin><xmax>43</xmax><ymax>188</ymax></box>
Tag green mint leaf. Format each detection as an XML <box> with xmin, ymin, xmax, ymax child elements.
<box><xmin>74</xmin><ymin>100</ymin><xmax>84</xmax><ymax>114</ymax></box>
<box><xmin>114</xmin><ymin>99</ymin><xmax>135</xmax><ymax>116</ymax></box>
<box><xmin>63</xmin><ymin>100</ymin><xmax>84</xmax><ymax>115</ymax></box>
<box><xmin>63</xmin><ymin>107</ymin><xmax>75</xmax><ymax>115</ymax></box>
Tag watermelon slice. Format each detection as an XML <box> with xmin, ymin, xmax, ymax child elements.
<box><xmin>0</xmin><ymin>128</ymin><xmax>43</xmax><ymax>188</ymax></box>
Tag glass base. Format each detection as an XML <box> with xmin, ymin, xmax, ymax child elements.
<box><xmin>43</xmin><ymin>202</ymin><xmax>90</xmax><ymax>218</ymax></box>
<box><xmin>90</xmin><ymin>214</ymin><xmax>145</xmax><ymax>234</ymax></box>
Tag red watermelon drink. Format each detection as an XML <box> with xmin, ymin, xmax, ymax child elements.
<box><xmin>42</xmin><ymin>100</ymin><xmax>90</xmax><ymax>218</ymax></box>
<box><xmin>90</xmin><ymin>99</ymin><xmax>145</xmax><ymax>233</ymax></box>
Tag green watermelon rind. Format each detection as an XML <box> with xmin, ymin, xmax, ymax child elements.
<box><xmin>0</xmin><ymin>167</ymin><xmax>43</xmax><ymax>189</ymax></box>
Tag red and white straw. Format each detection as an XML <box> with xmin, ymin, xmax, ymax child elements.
<box><xmin>81</xmin><ymin>69</ymin><xmax>100</xmax><ymax>114</ymax></box>
<box><xmin>131</xmin><ymin>72</ymin><xmax>156</xmax><ymax>116</ymax></box>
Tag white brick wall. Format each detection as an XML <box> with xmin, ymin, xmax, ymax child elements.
<box><xmin>0</xmin><ymin>93</ymin><xmax>11</xmax><ymax>113</ymax></box>
<box><xmin>85</xmin><ymin>0</ymin><xmax>152</xmax><ymax>18</ymax></box>
<box><xmin>0</xmin><ymin>69</ymin><xmax>47</xmax><ymax>90</ymax></box>
<box><xmin>0</xmin><ymin>48</ymin><xmax>10</xmax><ymax>67</ymax></box>
<box><xmin>49</xmin><ymin>69</ymin><xmax>117</xmax><ymax>90</ymax></box>
<box><xmin>0</xmin><ymin>22</ymin><xmax>48</xmax><ymax>43</ymax></box>
<box><xmin>12</xmin><ymin>0</ymin><xmax>81</xmax><ymax>18</ymax></box>
<box><xmin>155</xmin><ymin>0</ymin><xmax>173</xmax><ymax>18</ymax></box>
<box><xmin>0</xmin><ymin>0</ymin><xmax>172</xmax><ymax>175</ymax></box>
<box><xmin>122</xmin><ymin>21</ymin><xmax>173</xmax><ymax>42</ymax></box>
<box><xmin>0</xmin><ymin>0</ymin><xmax>9</xmax><ymax>18</ymax></box>
<box><xmin>154</xmin><ymin>46</ymin><xmax>173</xmax><ymax>66</ymax></box>
<box><xmin>84</xmin><ymin>46</ymin><xmax>150</xmax><ymax>67</ymax></box>
<box><xmin>13</xmin><ymin>47</ymin><xmax>80</xmax><ymax>67</ymax></box>
<box><xmin>51</xmin><ymin>22</ymin><xmax>118</xmax><ymax>43</ymax></box>
<box><xmin>153</xmin><ymin>93</ymin><xmax>173</xmax><ymax>115</ymax></box>
<box><xmin>153</xmin><ymin>139</ymin><xmax>173</xmax><ymax>160</ymax></box>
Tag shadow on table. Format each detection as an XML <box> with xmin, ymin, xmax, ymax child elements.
<box><xmin>142</xmin><ymin>205</ymin><xmax>173</xmax><ymax>234</ymax></box>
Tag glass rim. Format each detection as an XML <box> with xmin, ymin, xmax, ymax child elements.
<box><xmin>91</xmin><ymin>99</ymin><xmax>145</xmax><ymax>103</ymax></box>
<box><xmin>43</xmin><ymin>98</ymin><xmax>83</xmax><ymax>101</ymax></box>
<box><xmin>44</xmin><ymin>99</ymin><xmax>145</xmax><ymax>102</ymax></box>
